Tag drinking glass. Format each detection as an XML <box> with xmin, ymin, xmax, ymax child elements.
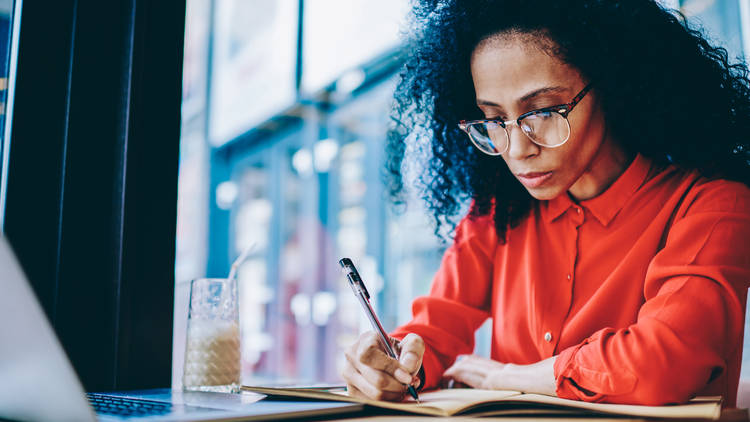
<box><xmin>182</xmin><ymin>278</ymin><xmax>240</xmax><ymax>393</ymax></box>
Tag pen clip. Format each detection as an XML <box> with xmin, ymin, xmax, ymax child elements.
<box><xmin>338</xmin><ymin>258</ymin><xmax>370</xmax><ymax>299</ymax></box>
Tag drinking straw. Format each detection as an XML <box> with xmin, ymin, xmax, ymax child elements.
<box><xmin>227</xmin><ymin>242</ymin><xmax>256</xmax><ymax>281</ymax></box>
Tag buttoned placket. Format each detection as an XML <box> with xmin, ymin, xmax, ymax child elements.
<box><xmin>543</xmin><ymin>205</ymin><xmax>585</xmax><ymax>355</ymax></box>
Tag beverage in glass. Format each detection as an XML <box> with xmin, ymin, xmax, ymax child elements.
<box><xmin>182</xmin><ymin>278</ymin><xmax>240</xmax><ymax>393</ymax></box>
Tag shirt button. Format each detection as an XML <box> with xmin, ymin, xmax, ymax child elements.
<box><xmin>544</xmin><ymin>332</ymin><xmax>553</xmax><ymax>342</ymax></box>
<box><xmin>566</xmin><ymin>274</ymin><xmax>571</xmax><ymax>281</ymax></box>
<box><xmin>576</xmin><ymin>208</ymin><xmax>581</xmax><ymax>214</ymax></box>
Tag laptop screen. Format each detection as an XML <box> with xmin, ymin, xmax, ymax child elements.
<box><xmin>0</xmin><ymin>237</ymin><xmax>96</xmax><ymax>421</ymax></box>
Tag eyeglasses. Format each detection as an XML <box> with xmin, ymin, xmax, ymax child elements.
<box><xmin>458</xmin><ymin>84</ymin><xmax>593</xmax><ymax>156</ymax></box>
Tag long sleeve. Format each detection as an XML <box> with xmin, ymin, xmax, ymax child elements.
<box><xmin>390</xmin><ymin>213</ymin><xmax>497</xmax><ymax>390</ymax></box>
<box><xmin>555</xmin><ymin>182</ymin><xmax>750</xmax><ymax>405</ymax></box>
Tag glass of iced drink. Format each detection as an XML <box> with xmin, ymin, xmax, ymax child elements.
<box><xmin>183</xmin><ymin>278</ymin><xmax>240</xmax><ymax>393</ymax></box>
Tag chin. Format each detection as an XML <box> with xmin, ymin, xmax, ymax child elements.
<box><xmin>524</xmin><ymin>186</ymin><xmax>565</xmax><ymax>201</ymax></box>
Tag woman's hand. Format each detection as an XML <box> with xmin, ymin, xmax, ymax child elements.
<box><xmin>341</xmin><ymin>331</ymin><xmax>424</xmax><ymax>401</ymax></box>
<box><xmin>442</xmin><ymin>354</ymin><xmax>557</xmax><ymax>396</ymax></box>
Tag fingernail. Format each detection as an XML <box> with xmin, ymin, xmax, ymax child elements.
<box><xmin>394</xmin><ymin>368</ymin><xmax>412</xmax><ymax>384</ymax></box>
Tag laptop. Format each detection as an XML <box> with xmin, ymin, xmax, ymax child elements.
<box><xmin>0</xmin><ymin>237</ymin><xmax>362</xmax><ymax>421</ymax></box>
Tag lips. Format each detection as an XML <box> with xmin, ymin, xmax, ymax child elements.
<box><xmin>515</xmin><ymin>171</ymin><xmax>553</xmax><ymax>188</ymax></box>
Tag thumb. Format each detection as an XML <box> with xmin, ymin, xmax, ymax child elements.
<box><xmin>398</xmin><ymin>333</ymin><xmax>425</xmax><ymax>374</ymax></box>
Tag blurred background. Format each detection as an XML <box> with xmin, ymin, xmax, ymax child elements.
<box><xmin>173</xmin><ymin>0</ymin><xmax>750</xmax><ymax>389</ymax></box>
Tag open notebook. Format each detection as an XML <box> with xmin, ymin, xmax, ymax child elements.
<box><xmin>242</xmin><ymin>385</ymin><xmax>722</xmax><ymax>419</ymax></box>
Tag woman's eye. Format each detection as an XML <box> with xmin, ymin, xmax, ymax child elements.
<box><xmin>478</xmin><ymin>107</ymin><xmax>506</xmax><ymax>121</ymax></box>
<box><xmin>527</xmin><ymin>104</ymin><xmax>555</xmax><ymax>113</ymax></box>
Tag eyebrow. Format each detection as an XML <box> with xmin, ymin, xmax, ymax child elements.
<box><xmin>476</xmin><ymin>86</ymin><xmax>568</xmax><ymax>107</ymax></box>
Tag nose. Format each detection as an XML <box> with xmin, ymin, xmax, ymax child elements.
<box><xmin>504</xmin><ymin>122</ymin><xmax>540</xmax><ymax>160</ymax></box>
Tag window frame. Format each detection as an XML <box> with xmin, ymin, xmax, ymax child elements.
<box><xmin>2</xmin><ymin>0</ymin><xmax>185</xmax><ymax>390</ymax></box>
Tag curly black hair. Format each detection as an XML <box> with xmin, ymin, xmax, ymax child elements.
<box><xmin>385</xmin><ymin>0</ymin><xmax>750</xmax><ymax>242</ymax></box>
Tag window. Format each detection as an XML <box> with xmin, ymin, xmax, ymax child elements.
<box><xmin>176</xmin><ymin>0</ymin><xmax>750</xmax><ymax>388</ymax></box>
<box><xmin>175</xmin><ymin>0</ymin><xmax>450</xmax><ymax>387</ymax></box>
<box><xmin>679</xmin><ymin>0</ymin><xmax>746</xmax><ymax>61</ymax></box>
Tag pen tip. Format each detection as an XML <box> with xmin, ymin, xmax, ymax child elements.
<box><xmin>407</xmin><ymin>386</ymin><xmax>419</xmax><ymax>403</ymax></box>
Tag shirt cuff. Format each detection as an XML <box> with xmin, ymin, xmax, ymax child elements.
<box><xmin>554</xmin><ymin>341</ymin><xmax>602</xmax><ymax>401</ymax></box>
<box><xmin>554</xmin><ymin>329</ymin><xmax>637</xmax><ymax>401</ymax></box>
<box><xmin>419</xmin><ymin>346</ymin><xmax>444</xmax><ymax>390</ymax></box>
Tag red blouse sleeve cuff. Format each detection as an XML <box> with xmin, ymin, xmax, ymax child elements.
<box><xmin>419</xmin><ymin>346</ymin><xmax>444</xmax><ymax>390</ymax></box>
<box><xmin>554</xmin><ymin>341</ymin><xmax>604</xmax><ymax>401</ymax></box>
<box><xmin>554</xmin><ymin>329</ymin><xmax>638</xmax><ymax>402</ymax></box>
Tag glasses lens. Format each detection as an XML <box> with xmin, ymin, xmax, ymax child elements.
<box><xmin>467</xmin><ymin>122</ymin><xmax>508</xmax><ymax>155</ymax></box>
<box><xmin>519</xmin><ymin>111</ymin><xmax>570</xmax><ymax>147</ymax></box>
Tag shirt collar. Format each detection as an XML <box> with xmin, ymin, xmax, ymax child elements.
<box><xmin>543</xmin><ymin>153</ymin><xmax>652</xmax><ymax>226</ymax></box>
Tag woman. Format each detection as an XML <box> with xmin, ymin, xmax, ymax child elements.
<box><xmin>341</xmin><ymin>0</ymin><xmax>750</xmax><ymax>406</ymax></box>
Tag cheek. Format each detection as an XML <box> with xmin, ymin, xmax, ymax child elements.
<box><xmin>542</xmin><ymin>112</ymin><xmax>606</xmax><ymax>189</ymax></box>
<box><xmin>567</xmin><ymin>108</ymin><xmax>606</xmax><ymax>158</ymax></box>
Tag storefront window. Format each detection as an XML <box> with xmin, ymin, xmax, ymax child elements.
<box><xmin>176</xmin><ymin>0</ymin><xmax>750</xmax><ymax>387</ymax></box>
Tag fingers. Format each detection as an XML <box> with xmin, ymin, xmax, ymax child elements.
<box><xmin>340</xmin><ymin>331</ymin><xmax>412</xmax><ymax>401</ymax></box>
<box><xmin>345</xmin><ymin>383</ymin><xmax>368</xmax><ymax>399</ymax></box>
<box><xmin>443</xmin><ymin>355</ymin><xmax>508</xmax><ymax>390</ymax></box>
<box><xmin>444</xmin><ymin>367</ymin><xmax>485</xmax><ymax>388</ymax></box>
<box><xmin>443</xmin><ymin>354</ymin><xmax>489</xmax><ymax>389</ymax></box>
<box><xmin>346</xmin><ymin>350</ymin><xmax>407</xmax><ymax>393</ymax></box>
<box><xmin>356</xmin><ymin>333</ymin><xmax>401</xmax><ymax>374</ymax></box>
<box><xmin>342</xmin><ymin>357</ymin><xmax>406</xmax><ymax>401</ymax></box>
<box><xmin>398</xmin><ymin>333</ymin><xmax>425</xmax><ymax>375</ymax></box>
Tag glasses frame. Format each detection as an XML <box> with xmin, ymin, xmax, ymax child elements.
<box><xmin>458</xmin><ymin>83</ymin><xmax>593</xmax><ymax>156</ymax></box>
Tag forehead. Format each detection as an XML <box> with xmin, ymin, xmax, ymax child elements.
<box><xmin>470</xmin><ymin>35</ymin><xmax>581</xmax><ymax>101</ymax></box>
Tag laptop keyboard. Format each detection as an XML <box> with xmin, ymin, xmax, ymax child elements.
<box><xmin>87</xmin><ymin>393</ymin><xmax>172</xmax><ymax>417</ymax></box>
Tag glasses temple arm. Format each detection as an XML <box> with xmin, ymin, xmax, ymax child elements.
<box><xmin>566</xmin><ymin>83</ymin><xmax>594</xmax><ymax>110</ymax></box>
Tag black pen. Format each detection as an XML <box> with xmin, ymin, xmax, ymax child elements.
<box><xmin>339</xmin><ymin>258</ymin><xmax>420</xmax><ymax>403</ymax></box>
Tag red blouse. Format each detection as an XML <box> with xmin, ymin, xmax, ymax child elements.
<box><xmin>391</xmin><ymin>154</ymin><xmax>750</xmax><ymax>406</ymax></box>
